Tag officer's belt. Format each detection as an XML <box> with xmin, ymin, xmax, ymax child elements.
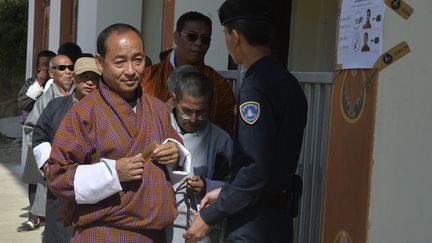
<box><xmin>253</xmin><ymin>191</ymin><xmax>294</xmax><ymax>208</ymax></box>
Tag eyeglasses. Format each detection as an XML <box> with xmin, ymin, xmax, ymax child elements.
<box><xmin>52</xmin><ymin>64</ymin><xmax>74</xmax><ymax>71</ymax></box>
<box><xmin>178</xmin><ymin>32</ymin><xmax>211</xmax><ymax>45</ymax></box>
<box><xmin>177</xmin><ymin>107</ymin><xmax>208</xmax><ymax>121</ymax></box>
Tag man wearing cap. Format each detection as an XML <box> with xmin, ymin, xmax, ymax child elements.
<box><xmin>184</xmin><ymin>0</ymin><xmax>308</xmax><ymax>242</ymax></box>
<box><xmin>32</xmin><ymin>57</ymin><xmax>101</xmax><ymax>242</ymax></box>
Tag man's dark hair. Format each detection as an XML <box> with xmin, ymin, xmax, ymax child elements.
<box><xmin>226</xmin><ymin>19</ymin><xmax>273</xmax><ymax>46</ymax></box>
<box><xmin>35</xmin><ymin>50</ymin><xmax>56</xmax><ymax>68</ymax></box>
<box><xmin>57</xmin><ymin>42</ymin><xmax>82</xmax><ymax>64</ymax></box>
<box><xmin>97</xmin><ymin>23</ymin><xmax>143</xmax><ymax>58</ymax></box>
<box><xmin>168</xmin><ymin>65</ymin><xmax>213</xmax><ymax>105</ymax></box>
<box><xmin>176</xmin><ymin>11</ymin><xmax>212</xmax><ymax>33</ymax></box>
<box><xmin>81</xmin><ymin>53</ymin><xmax>94</xmax><ymax>58</ymax></box>
<box><xmin>159</xmin><ymin>48</ymin><xmax>173</xmax><ymax>61</ymax></box>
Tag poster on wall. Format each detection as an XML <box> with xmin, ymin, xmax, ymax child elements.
<box><xmin>337</xmin><ymin>0</ymin><xmax>385</xmax><ymax>69</ymax></box>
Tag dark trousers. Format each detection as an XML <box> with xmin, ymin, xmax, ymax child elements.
<box><xmin>28</xmin><ymin>184</ymin><xmax>38</xmax><ymax>221</ymax></box>
<box><xmin>43</xmin><ymin>188</ymin><xmax>73</xmax><ymax>243</ymax></box>
<box><xmin>224</xmin><ymin>206</ymin><xmax>293</xmax><ymax>243</ymax></box>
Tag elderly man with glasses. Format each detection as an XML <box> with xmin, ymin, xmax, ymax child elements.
<box><xmin>19</xmin><ymin>54</ymin><xmax>75</xmax><ymax>232</ymax></box>
<box><xmin>165</xmin><ymin>65</ymin><xmax>232</xmax><ymax>243</ymax></box>
<box><xmin>141</xmin><ymin>11</ymin><xmax>235</xmax><ymax>136</ymax></box>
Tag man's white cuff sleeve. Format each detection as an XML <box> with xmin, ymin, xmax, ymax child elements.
<box><xmin>25</xmin><ymin>81</ymin><xmax>43</xmax><ymax>100</ymax></box>
<box><xmin>163</xmin><ymin>138</ymin><xmax>191</xmax><ymax>184</ymax></box>
<box><xmin>74</xmin><ymin>158</ymin><xmax>122</xmax><ymax>204</ymax></box>
<box><xmin>32</xmin><ymin>142</ymin><xmax>51</xmax><ymax>176</ymax></box>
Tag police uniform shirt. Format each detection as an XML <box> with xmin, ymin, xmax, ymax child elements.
<box><xmin>199</xmin><ymin>54</ymin><xmax>308</xmax><ymax>226</ymax></box>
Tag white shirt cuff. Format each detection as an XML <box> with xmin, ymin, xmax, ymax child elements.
<box><xmin>162</xmin><ymin>138</ymin><xmax>191</xmax><ymax>184</ymax></box>
<box><xmin>74</xmin><ymin>158</ymin><xmax>122</xmax><ymax>204</ymax></box>
<box><xmin>25</xmin><ymin>81</ymin><xmax>44</xmax><ymax>100</ymax></box>
<box><xmin>32</xmin><ymin>142</ymin><xmax>51</xmax><ymax>176</ymax></box>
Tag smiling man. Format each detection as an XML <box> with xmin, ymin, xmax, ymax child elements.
<box><xmin>141</xmin><ymin>11</ymin><xmax>235</xmax><ymax>136</ymax></box>
<box><xmin>46</xmin><ymin>23</ymin><xmax>188</xmax><ymax>242</ymax></box>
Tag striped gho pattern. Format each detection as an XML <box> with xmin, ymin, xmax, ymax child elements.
<box><xmin>47</xmin><ymin>80</ymin><xmax>181</xmax><ymax>241</ymax></box>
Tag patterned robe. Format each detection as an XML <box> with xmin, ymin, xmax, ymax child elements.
<box><xmin>141</xmin><ymin>53</ymin><xmax>236</xmax><ymax>135</ymax></box>
<box><xmin>47</xmin><ymin>80</ymin><xmax>181</xmax><ymax>242</ymax></box>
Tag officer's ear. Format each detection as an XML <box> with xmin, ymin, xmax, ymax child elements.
<box><xmin>171</xmin><ymin>92</ymin><xmax>177</xmax><ymax>102</ymax></box>
<box><xmin>173</xmin><ymin>31</ymin><xmax>180</xmax><ymax>45</ymax></box>
<box><xmin>228</xmin><ymin>29</ymin><xmax>240</xmax><ymax>47</ymax></box>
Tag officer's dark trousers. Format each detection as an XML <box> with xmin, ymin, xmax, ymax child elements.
<box><xmin>224</xmin><ymin>206</ymin><xmax>293</xmax><ymax>243</ymax></box>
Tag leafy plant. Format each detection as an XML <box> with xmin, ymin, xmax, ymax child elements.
<box><xmin>0</xmin><ymin>0</ymin><xmax>28</xmax><ymax>102</ymax></box>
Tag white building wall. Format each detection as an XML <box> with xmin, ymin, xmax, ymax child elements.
<box><xmin>174</xmin><ymin>0</ymin><xmax>227</xmax><ymax>71</ymax></box>
<box><xmin>141</xmin><ymin>0</ymin><xmax>163</xmax><ymax>63</ymax></box>
<box><xmin>25</xmin><ymin>0</ymin><xmax>35</xmax><ymax>79</ymax></box>
<box><xmin>48</xmin><ymin>0</ymin><xmax>61</xmax><ymax>52</ymax></box>
<box><xmin>369</xmin><ymin>1</ymin><xmax>432</xmax><ymax>242</ymax></box>
<box><xmin>77</xmin><ymin>0</ymin><xmax>98</xmax><ymax>54</ymax></box>
<box><xmin>77</xmin><ymin>0</ymin><xmax>142</xmax><ymax>55</ymax></box>
<box><xmin>96</xmin><ymin>0</ymin><xmax>142</xmax><ymax>38</ymax></box>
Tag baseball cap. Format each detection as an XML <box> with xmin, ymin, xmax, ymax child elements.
<box><xmin>74</xmin><ymin>57</ymin><xmax>101</xmax><ymax>75</ymax></box>
<box><xmin>218</xmin><ymin>0</ymin><xmax>273</xmax><ymax>26</ymax></box>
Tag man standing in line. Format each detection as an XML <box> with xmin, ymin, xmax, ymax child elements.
<box><xmin>184</xmin><ymin>1</ymin><xmax>308</xmax><ymax>242</ymax></box>
<box><xmin>141</xmin><ymin>11</ymin><xmax>236</xmax><ymax>135</ymax></box>
<box><xmin>46</xmin><ymin>23</ymin><xmax>188</xmax><ymax>242</ymax></box>
<box><xmin>165</xmin><ymin>65</ymin><xmax>232</xmax><ymax>243</ymax></box>
<box><xmin>33</xmin><ymin>57</ymin><xmax>101</xmax><ymax>242</ymax></box>
<box><xmin>19</xmin><ymin>54</ymin><xmax>75</xmax><ymax>232</ymax></box>
<box><xmin>16</xmin><ymin>49</ymin><xmax>56</xmax><ymax>232</ymax></box>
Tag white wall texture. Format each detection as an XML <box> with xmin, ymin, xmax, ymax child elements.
<box><xmin>77</xmin><ymin>0</ymin><xmax>142</xmax><ymax>55</ymax></box>
<box><xmin>369</xmin><ymin>1</ymin><xmax>432</xmax><ymax>242</ymax></box>
<box><xmin>48</xmin><ymin>0</ymin><xmax>61</xmax><ymax>53</ymax></box>
<box><xmin>141</xmin><ymin>0</ymin><xmax>163</xmax><ymax>63</ymax></box>
<box><xmin>76</xmin><ymin>0</ymin><xmax>98</xmax><ymax>54</ymax></box>
<box><xmin>25</xmin><ymin>0</ymin><xmax>35</xmax><ymax>79</ymax></box>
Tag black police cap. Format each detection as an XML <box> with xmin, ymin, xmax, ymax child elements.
<box><xmin>218</xmin><ymin>0</ymin><xmax>273</xmax><ymax>26</ymax></box>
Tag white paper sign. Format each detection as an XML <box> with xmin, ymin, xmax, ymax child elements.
<box><xmin>337</xmin><ymin>0</ymin><xmax>385</xmax><ymax>69</ymax></box>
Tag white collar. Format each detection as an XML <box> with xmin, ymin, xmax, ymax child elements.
<box><xmin>169</xmin><ymin>49</ymin><xmax>176</xmax><ymax>68</ymax></box>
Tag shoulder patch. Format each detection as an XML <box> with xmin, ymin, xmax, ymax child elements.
<box><xmin>240</xmin><ymin>101</ymin><xmax>260</xmax><ymax>125</ymax></box>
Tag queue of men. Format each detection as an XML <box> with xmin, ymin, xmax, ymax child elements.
<box><xmin>16</xmin><ymin>0</ymin><xmax>307</xmax><ymax>242</ymax></box>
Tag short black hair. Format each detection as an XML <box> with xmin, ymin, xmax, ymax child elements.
<box><xmin>97</xmin><ymin>23</ymin><xmax>143</xmax><ymax>58</ymax></box>
<box><xmin>225</xmin><ymin>19</ymin><xmax>273</xmax><ymax>46</ymax></box>
<box><xmin>81</xmin><ymin>53</ymin><xmax>94</xmax><ymax>58</ymax></box>
<box><xmin>57</xmin><ymin>42</ymin><xmax>82</xmax><ymax>64</ymax></box>
<box><xmin>176</xmin><ymin>11</ymin><xmax>212</xmax><ymax>33</ymax></box>
<box><xmin>168</xmin><ymin>65</ymin><xmax>213</xmax><ymax>105</ymax></box>
<box><xmin>35</xmin><ymin>50</ymin><xmax>56</xmax><ymax>68</ymax></box>
<box><xmin>219</xmin><ymin>0</ymin><xmax>273</xmax><ymax>45</ymax></box>
<box><xmin>159</xmin><ymin>48</ymin><xmax>173</xmax><ymax>61</ymax></box>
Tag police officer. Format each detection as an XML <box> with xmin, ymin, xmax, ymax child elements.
<box><xmin>183</xmin><ymin>0</ymin><xmax>308</xmax><ymax>242</ymax></box>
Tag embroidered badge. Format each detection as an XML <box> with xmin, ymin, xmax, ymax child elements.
<box><xmin>240</xmin><ymin>101</ymin><xmax>260</xmax><ymax>125</ymax></box>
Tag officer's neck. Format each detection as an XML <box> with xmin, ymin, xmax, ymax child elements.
<box><xmin>241</xmin><ymin>45</ymin><xmax>271</xmax><ymax>71</ymax></box>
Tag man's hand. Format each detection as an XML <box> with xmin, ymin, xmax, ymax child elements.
<box><xmin>183</xmin><ymin>213</ymin><xmax>210</xmax><ymax>243</ymax></box>
<box><xmin>43</xmin><ymin>163</ymin><xmax>49</xmax><ymax>175</ymax></box>
<box><xmin>187</xmin><ymin>176</ymin><xmax>205</xmax><ymax>196</ymax></box>
<box><xmin>152</xmin><ymin>142</ymin><xmax>179</xmax><ymax>167</ymax></box>
<box><xmin>200</xmin><ymin>187</ymin><xmax>222</xmax><ymax>209</ymax></box>
<box><xmin>115</xmin><ymin>153</ymin><xmax>145</xmax><ymax>182</ymax></box>
<box><xmin>36</xmin><ymin>70</ymin><xmax>49</xmax><ymax>86</ymax></box>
